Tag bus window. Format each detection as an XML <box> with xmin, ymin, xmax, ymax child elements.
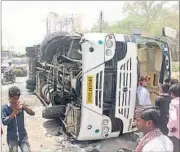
<box><xmin>153</xmin><ymin>74</ymin><xmax>158</xmax><ymax>86</ymax></box>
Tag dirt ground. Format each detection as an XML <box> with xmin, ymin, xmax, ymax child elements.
<box><xmin>1</xmin><ymin>77</ymin><xmax>137</xmax><ymax>152</ymax></box>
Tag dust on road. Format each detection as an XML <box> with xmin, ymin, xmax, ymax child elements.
<box><xmin>1</xmin><ymin>77</ymin><xmax>137</xmax><ymax>152</ymax></box>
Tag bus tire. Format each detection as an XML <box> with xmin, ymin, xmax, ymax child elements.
<box><xmin>40</xmin><ymin>32</ymin><xmax>68</xmax><ymax>61</ymax></box>
<box><xmin>26</xmin><ymin>84</ymin><xmax>35</xmax><ymax>91</ymax></box>
<box><xmin>26</xmin><ymin>47</ymin><xmax>35</xmax><ymax>52</ymax></box>
<box><xmin>110</xmin><ymin>116</ymin><xmax>123</xmax><ymax>136</ymax></box>
<box><xmin>26</xmin><ymin>79</ymin><xmax>36</xmax><ymax>85</ymax></box>
<box><xmin>26</xmin><ymin>51</ymin><xmax>36</xmax><ymax>58</ymax></box>
<box><xmin>42</xmin><ymin>105</ymin><xmax>66</xmax><ymax>119</ymax></box>
<box><xmin>118</xmin><ymin>120</ymin><xmax>123</xmax><ymax>136</ymax></box>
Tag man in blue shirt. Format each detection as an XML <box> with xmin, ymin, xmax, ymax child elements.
<box><xmin>2</xmin><ymin>86</ymin><xmax>35</xmax><ymax>152</ymax></box>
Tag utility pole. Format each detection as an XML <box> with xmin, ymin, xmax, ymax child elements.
<box><xmin>64</xmin><ymin>17</ymin><xmax>68</xmax><ymax>32</ymax></box>
<box><xmin>99</xmin><ymin>11</ymin><xmax>103</xmax><ymax>33</ymax></box>
<box><xmin>46</xmin><ymin>17</ymin><xmax>49</xmax><ymax>35</ymax></box>
<box><xmin>71</xmin><ymin>14</ymin><xmax>74</xmax><ymax>33</ymax></box>
<box><xmin>42</xmin><ymin>17</ymin><xmax>49</xmax><ymax>36</ymax></box>
<box><xmin>59</xmin><ymin>21</ymin><xmax>62</xmax><ymax>32</ymax></box>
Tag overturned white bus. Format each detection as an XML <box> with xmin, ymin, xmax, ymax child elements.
<box><xmin>25</xmin><ymin>27</ymin><xmax>175</xmax><ymax>140</ymax></box>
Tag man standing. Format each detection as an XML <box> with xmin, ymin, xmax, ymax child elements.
<box><xmin>1</xmin><ymin>86</ymin><xmax>35</xmax><ymax>152</ymax></box>
<box><xmin>155</xmin><ymin>83</ymin><xmax>171</xmax><ymax>135</ymax></box>
<box><xmin>137</xmin><ymin>76</ymin><xmax>151</xmax><ymax>106</ymax></box>
<box><xmin>117</xmin><ymin>106</ymin><xmax>173</xmax><ymax>152</ymax></box>
<box><xmin>136</xmin><ymin>76</ymin><xmax>152</xmax><ymax>142</ymax></box>
<box><xmin>167</xmin><ymin>83</ymin><xmax>180</xmax><ymax>152</ymax></box>
<box><xmin>169</xmin><ymin>79</ymin><xmax>179</xmax><ymax>86</ymax></box>
<box><xmin>135</xmin><ymin>105</ymin><xmax>173</xmax><ymax>152</ymax></box>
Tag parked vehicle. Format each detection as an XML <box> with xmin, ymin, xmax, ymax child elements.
<box><xmin>1</xmin><ymin>68</ymin><xmax>16</xmax><ymax>85</ymax></box>
<box><xmin>1</xmin><ymin>50</ymin><xmax>13</xmax><ymax>73</ymax></box>
<box><xmin>12</xmin><ymin>57</ymin><xmax>28</xmax><ymax>76</ymax></box>
<box><xmin>26</xmin><ymin>27</ymin><xmax>175</xmax><ymax>141</ymax></box>
<box><xmin>25</xmin><ymin>45</ymin><xmax>39</xmax><ymax>91</ymax></box>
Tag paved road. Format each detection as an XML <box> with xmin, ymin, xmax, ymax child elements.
<box><xmin>1</xmin><ymin>76</ymin><xmax>137</xmax><ymax>152</ymax></box>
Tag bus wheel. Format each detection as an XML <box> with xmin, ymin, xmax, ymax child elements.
<box><xmin>118</xmin><ymin>120</ymin><xmax>123</xmax><ymax>137</ymax></box>
<box><xmin>26</xmin><ymin>79</ymin><xmax>36</xmax><ymax>85</ymax></box>
<box><xmin>42</xmin><ymin>105</ymin><xmax>66</xmax><ymax>120</ymax></box>
<box><xmin>26</xmin><ymin>84</ymin><xmax>36</xmax><ymax>91</ymax></box>
<box><xmin>110</xmin><ymin>117</ymin><xmax>123</xmax><ymax>136</ymax></box>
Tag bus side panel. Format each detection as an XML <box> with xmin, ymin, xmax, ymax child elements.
<box><xmin>115</xmin><ymin>43</ymin><xmax>137</xmax><ymax>133</ymax></box>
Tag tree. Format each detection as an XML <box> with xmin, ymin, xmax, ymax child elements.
<box><xmin>109</xmin><ymin>1</ymin><xmax>179</xmax><ymax>36</ymax></box>
<box><xmin>90</xmin><ymin>1</ymin><xmax>179</xmax><ymax>56</ymax></box>
<box><xmin>91</xmin><ymin>11</ymin><xmax>110</xmax><ymax>32</ymax></box>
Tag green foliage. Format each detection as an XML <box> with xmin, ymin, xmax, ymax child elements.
<box><xmin>90</xmin><ymin>1</ymin><xmax>179</xmax><ymax>56</ymax></box>
<box><xmin>172</xmin><ymin>62</ymin><xmax>180</xmax><ymax>72</ymax></box>
<box><xmin>91</xmin><ymin>1</ymin><xmax>179</xmax><ymax>37</ymax></box>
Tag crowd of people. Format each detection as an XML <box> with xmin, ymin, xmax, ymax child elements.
<box><xmin>135</xmin><ymin>77</ymin><xmax>180</xmax><ymax>152</ymax></box>
<box><xmin>1</xmin><ymin>77</ymin><xmax>179</xmax><ymax>152</ymax></box>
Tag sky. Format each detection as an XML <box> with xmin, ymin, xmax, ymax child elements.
<box><xmin>2</xmin><ymin>1</ymin><xmax>178</xmax><ymax>53</ymax></box>
<box><xmin>2</xmin><ymin>1</ymin><xmax>125</xmax><ymax>52</ymax></box>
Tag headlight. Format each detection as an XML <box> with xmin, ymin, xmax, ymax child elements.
<box><xmin>106</xmin><ymin>40</ymin><xmax>113</xmax><ymax>48</ymax></box>
<box><xmin>106</xmin><ymin>49</ymin><xmax>112</xmax><ymax>56</ymax></box>
<box><xmin>103</xmin><ymin>126</ymin><xmax>109</xmax><ymax>133</ymax></box>
<box><xmin>103</xmin><ymin>119</ymin><xmax>108</xmax><ymax>125</ymax></box>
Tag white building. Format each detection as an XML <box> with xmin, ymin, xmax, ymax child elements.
<box><xmin>47</xmin><ymin>12</ymin><xmax>82</xmax><ymax>34</ymax></box>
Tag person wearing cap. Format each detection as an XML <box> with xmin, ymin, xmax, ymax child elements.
<box><xmin>137</xmin><ymin>76</ymin><xmax>151</xmax><ymax>106</ymax></box>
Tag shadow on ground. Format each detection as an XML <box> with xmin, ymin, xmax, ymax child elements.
<box><xmin>43</xmin><ymin>119</ymin><xmax>63</xmax><ymax>136</ymax></box>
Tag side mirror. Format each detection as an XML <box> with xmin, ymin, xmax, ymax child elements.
<box><xmin>79</xmin><ymin>38</ymin><xmax>88</xmax><ymax>45</ymax></box>
<box><xmin>162</xmin><ymin>27</ymin><xmax>177</xmax><ymax>39</ymax></box>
